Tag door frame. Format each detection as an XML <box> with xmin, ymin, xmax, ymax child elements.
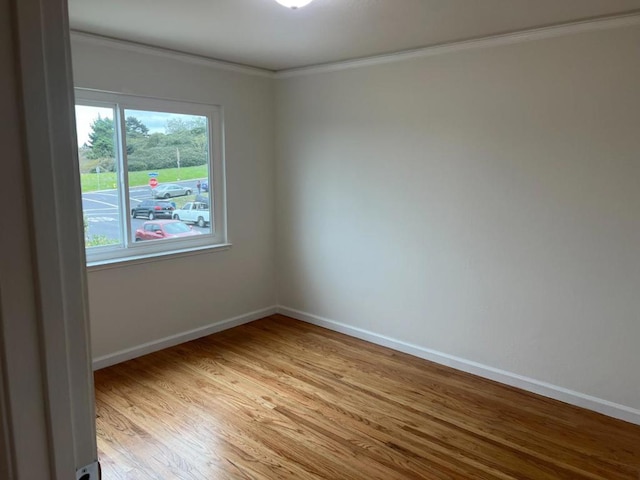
<box><xmin>1</xmin><ymin>0</ymin><xmax>97</xmax><ymax>477</ymax></box>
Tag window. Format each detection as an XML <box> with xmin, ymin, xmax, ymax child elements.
<box><xmin>75</xmin><ymin>90</ymin><xmax>227</xmax><ymax>265</ymax></box>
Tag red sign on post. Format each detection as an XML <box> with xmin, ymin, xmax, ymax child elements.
<box><xmin>149</xmin><ymin>178</ymin><xmax>158</xmax><ymax>188</ymax></box>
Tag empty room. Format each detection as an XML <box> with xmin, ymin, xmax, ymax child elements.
<box><xmin>3</xmin><ymin>0</ymin><xmax>640</xmax><ymax>479</ymax></box>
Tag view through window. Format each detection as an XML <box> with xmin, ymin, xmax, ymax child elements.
<box><xmin>76</xmin><ymin>104</ymin><xmax>122</xmax><ymax>248</ymax></box>
<box><xmin>75</xmin><ymin>91</ymin><xmax>225</xmax><ymax>263</ymax></box>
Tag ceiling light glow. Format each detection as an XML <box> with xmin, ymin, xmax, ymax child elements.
<box><xmin>275</xmin><ymin>0</ymin><xmax>314</xmax><ymax>9</ymax></box>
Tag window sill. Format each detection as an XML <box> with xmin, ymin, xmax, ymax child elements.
<box><xmin>86</xmin><ymin>243</ymin><xmax>232</xmax><ymax>272</ymax></box>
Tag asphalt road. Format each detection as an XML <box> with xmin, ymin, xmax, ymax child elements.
<box><xmin>82</xmin><ymin>179</ymin><xmax>209</xmax><ymax>243</ymax></box>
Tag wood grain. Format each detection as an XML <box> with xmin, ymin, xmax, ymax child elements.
<box><xmin>94</xmin><ymin>315</ymin><xmax>640</xmax><ymax>479</ymax></box>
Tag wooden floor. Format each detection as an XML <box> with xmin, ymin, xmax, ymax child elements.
<box><xmin>95</xmin><ymin>315</ymin><xmax>640</xmax><ymax>479</ymax></box>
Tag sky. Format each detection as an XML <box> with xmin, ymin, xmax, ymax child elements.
<box><xmin>74</xmin><ymin>105</ymin><xmax>199</xmax><ymax>147</ymax></box>
<box><xmin>75</xmin><ymin>105</ymin><xmax>113</xmax><ymax>147</ymax></box>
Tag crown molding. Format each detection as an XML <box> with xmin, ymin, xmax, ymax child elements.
<box><xmin>276</xmin><ymin>12</ymin><xmax>640</xmax><ymax>79</ymax></box>
<box><xmin>69</xmin><ymin>30</ymin><xmax>276</xmax><ymax>78</ymax></box>
<box><xmin>71</xmin><ymin>12</ymin><xmax>640</xmax><ymax>81</ymax></box>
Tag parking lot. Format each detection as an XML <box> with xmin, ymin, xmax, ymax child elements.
<box><xmin>82</xmin><ymin>179</ymin><xmax>209</xmax><ymax>243</ymax></box>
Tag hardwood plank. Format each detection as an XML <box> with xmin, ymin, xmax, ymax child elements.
<box><xmin>95</xmin><ymin>315</ymin><xmax>640</xmax><ymax>479</ymax></box>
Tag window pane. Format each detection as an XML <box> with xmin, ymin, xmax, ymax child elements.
<box><xmin>125</xmin><ymin>110</ymin><xmax>212</xmax><ymax>243</ymax></box>
<box><xmin>75</xmin><ymin>105</ymin><xmax>123</xmax><ymax>249</ymax></box>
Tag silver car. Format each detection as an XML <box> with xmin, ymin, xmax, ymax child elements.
<box><xmin>151</xmin><ymin>183</ymin><xmax>193</xmax><ymax>199</ymax></box>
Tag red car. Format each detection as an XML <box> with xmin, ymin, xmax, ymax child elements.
<box><xmin>135</xmin><ymin>220</ymin><xmax>201</xmax><ymax>241</ymax></box>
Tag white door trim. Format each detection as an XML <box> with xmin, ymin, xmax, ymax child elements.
<box><xmin>1</xmin><ymin>0</ymin><xmax>98</xmax><ymax>478</ymax></box>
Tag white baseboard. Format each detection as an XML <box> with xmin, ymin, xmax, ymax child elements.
<box><xmin>277</xmin><ymin>306</ymin><xmax>640</xmax><ymax>426</ymax></box>
<box><xmin>92</xmin><ymin>306</ymin><xmax>278</xmax><ymax>370</ymax></box>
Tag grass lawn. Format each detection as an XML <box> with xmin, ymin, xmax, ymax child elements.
<box><xmin>80</xmin><ymin>165</ymin><xmax>208</xmax><ymax>193</ymax></box>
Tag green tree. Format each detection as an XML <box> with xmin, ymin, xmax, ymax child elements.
<box><xmin>87</xmin><ymin>115</ymin><xmax>114</xmax><ymax>160</ymax></box>
<box><xmin>125</xmin><ymin>116</ymin><xmax>150</xmax><ymax>155</ymax></box>
<box><xmin>125</xmin><ymin>116</ymin><xmax>149</xmax><ymax>137</ymax></box>
<box><xmin>165</xmin><ymin>117</ymin><xmax>189</xmax><ymax>135</ymax></box>
<box><xmin>187</xmin><ymin>117</ymin><xmax>207</xmax><ymax>154</ymax></box>
<box><xmin>165</xmin><ymin>117</ymin><xmax>207</xmax><ymax>153</ymax></box>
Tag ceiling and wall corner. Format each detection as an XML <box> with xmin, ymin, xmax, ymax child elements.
<box><xmin>68</xmin><ymin>0</ymin><xmax>640</xmax><ymax>71</ymax></box>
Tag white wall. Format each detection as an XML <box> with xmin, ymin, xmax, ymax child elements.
<box><xmin>71</xmin><ymin>38</ymin><xmax>277</xmax><ymax>359</ymax></box>
<box><xmin>276</xmin><ymin>25</ymin><xmax>640</xmax><ymax>411</ymax></box>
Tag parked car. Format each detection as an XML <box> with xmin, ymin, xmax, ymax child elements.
<box><xmin>172</xmin><ymin>202</ymin><xmax>210</xmax><ymax>227</ymax></box>
<box><xmin>135</xmin><ymin>220</ymin><xmax>201</xmax><ymax>241</ymax></box>
<box><xmin>131</xmin><ymin>200</ymin><xmax>175</xmax><ymax>220</ymax></box>
<box><xmin>151</xmin><ymin>183</ymin><xmax>192</xmax><ymax>199</ymax></box>
<box><xmin>201</xmin><ymin>181</ymin><xmax>209</xmax><ymax>192</ymax></box>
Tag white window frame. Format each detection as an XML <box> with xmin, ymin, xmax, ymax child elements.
<box><xmin>75</xmin><ymin>89</ymin><xmax>228</xmax><ymax>267</ymax></box>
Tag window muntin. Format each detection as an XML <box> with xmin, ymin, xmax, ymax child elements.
<box><xmin>75</xmin><ymin>90</ymin><xmax>226</xmax><ymax>265</ymax></box>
